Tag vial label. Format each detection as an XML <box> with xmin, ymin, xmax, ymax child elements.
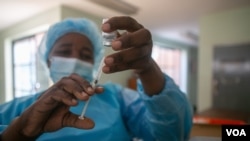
<box><xmin>102</xmin><ymin>18</ymin><xmax>116</xmax><ymax>47</ymax></box>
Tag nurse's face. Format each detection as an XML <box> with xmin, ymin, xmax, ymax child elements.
<box><xmin>47</xmin><ymin>33</ymin><xmax>94</xmax><ymax>67</ymax></box>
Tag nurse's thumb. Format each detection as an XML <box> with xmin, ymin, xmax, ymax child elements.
<box><xmin>62</xmin><ymin>113</ymin><xmax>95</xmax><ymax>129</ymax></box>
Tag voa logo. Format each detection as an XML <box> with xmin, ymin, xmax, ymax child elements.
<box><xmin>226</xmin><ymin>129</ymin><xmax>246</xmax><ymax>136</ymax></box>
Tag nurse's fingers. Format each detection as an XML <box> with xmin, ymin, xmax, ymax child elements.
<box><xmin>103</xmin><ymin>56</ymin><xmax>153</xmax><ymax>73</ymax></box>
<box><xmin>58</xmin><ymin>77</ymin><xmax>90</xmax><ymax>101</ymax></box>
<box><xmin>50</xmin><ymin>88</ymin><xmax>79</xmax><ymax>106</ymax></box>
<box><xmin>104</xmin><ymin>43</ymin><xmax>151</xmax><ymax>66</ymax></box>
<box><xmin>69</xmin><ymin>73</ymin><xmax>104</xmax><ymax>95</ymax></box>
<box><xmin>111</xmin><ymin>28</ymin><xmax>152</xmax><ymax>51</ymax></box>
<box><xmin>102</xmin><ymin>16</ymin><xmax>143</xmax><ymax>32</ymax></box>
<box><xmin>69</xmin><ymin>73</ymin><xmax>95</xmax><ymax>95</ymax></box>
<box><xmin>95</xmin><ymin>86</ymin><xmax>104</xmax><ymax>94</ymax></box>
<box><xmin>62</xmin><ymin>112</ymin><xmax>95</xmax><ymax>129</ymax></box>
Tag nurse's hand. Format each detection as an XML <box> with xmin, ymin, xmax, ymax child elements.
<box><xmin>101</xmin><ymin>16</ymin><xmax>165</xmax><ymax>95</ymax></box>
<box><xmin>102</xmin><ymin>16</ymin><xmax>153</xmax><ymax>74</ymax></box>
<box><xmin>1</xmin><ymin>73</ymin><xmax>103</xmax><ymax>141</ymax></box>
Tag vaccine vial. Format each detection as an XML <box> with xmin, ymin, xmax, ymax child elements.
<box><xmin>102</xmin><ymin>18</ymin><xmax>117</xmax><ymax>47</ymax></box>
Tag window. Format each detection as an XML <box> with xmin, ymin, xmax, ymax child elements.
<box><xmin>12</xmin><ymin>32</ymin><xmax>46</xmax><ymax>98</ymax></box>
<box><xmin>152</xmin><ymin>45</ymin><xmax>187</xmax><ymax>93</ymax></box>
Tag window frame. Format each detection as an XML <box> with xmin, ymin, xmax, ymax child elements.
<box><xmin>152</xmin><ymin>43</ymin><xmax>188</xmax><ymax>93</ymax></box>
<box><xmin>11</xmin><ymin>32</ymin><xmax>45</xmax><ymax>98</ymax></box>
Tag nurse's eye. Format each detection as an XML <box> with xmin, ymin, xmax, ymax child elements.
<box><xmin>80</xmin><ymin>47</ymin><xmax>93</xmax><ymax>61</ymax></box>
<box><xmin>54</xmin><ymin>49</ymin><xmax>71</xmax><ymax>56</ymax></box>
<box><xmin>80</xmin><ymin>52</ymin><xmax>93</xmax><ymax>61</ymax></box>
<box><xmin>53</xmin><ymin>43</ymin><xmax>72</xmax><ymax>57</ymax></box>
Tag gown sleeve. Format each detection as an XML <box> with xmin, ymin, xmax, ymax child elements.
<box><xmin>119</xmin><ymin>74</ymin><xmax>193</xmax><ymax>141</ymax></box>
<box><xmin>0</xmin><ymin>93</ymin><xmax>41</xmax><ymax>133</ymax></box>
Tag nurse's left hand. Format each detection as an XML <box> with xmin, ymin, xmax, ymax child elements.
<box><xmin>101</xmin><ymin>16</ymin><xmax>165</xmax><ymax>95</ymax></box>
<box><xmin>102</xmin><ymin>16</ymin><xmax>153</xmax><ymax>74</ymax></box>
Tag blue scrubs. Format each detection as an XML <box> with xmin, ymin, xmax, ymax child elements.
<box><xmin>0</xmin><ymin>75</ymin><xmax>193</xmax><ymax>141</ymax></box>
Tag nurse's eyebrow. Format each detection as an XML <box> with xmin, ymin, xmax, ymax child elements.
<box><xmin>81</xmin><ymin>46</ymin><xmax>93</xmax><ymax>53</ymax></box>
<box><xmin>59</xmin><ymin>43</ymin><xmax>72</xmax><ymax>48</ymax></box>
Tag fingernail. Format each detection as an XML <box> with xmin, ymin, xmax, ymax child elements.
<box><xmin>112</xmin><ymin>41</ymin><xmax>122</xmax><ymax>50</ymax></box>
<box><xmin>87</xmin><ymin>87</ymin><xmax>94</xmax><ymax>93</ymax></box>
<box><xmin>81</xmin><ymin>92</ymin><xmax>88</xmax><ymax>97</ymax></box>
<box><xmin>72</xmin><ymin>99</ymin><xmax>77</xmax><ymax>103</ymax></box>
<box><xmin>102</xmin><ymin>23</ymin><xmax>110</xmax><ymax>31</ymax></box>
<box><xmin>105</xmin><ymin>57</ymin><xmax>114</xmax><ymax>65</ymax></box>
<box><xmin>102</xmin><ymin>66</ymin><xmax>110</xmax><ymax>73</ymax></box>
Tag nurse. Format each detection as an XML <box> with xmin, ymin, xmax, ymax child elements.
<box><xmin>0</xmin><ymin>16</ymin><xmax>193</xmax><ymax>141</ymax></box>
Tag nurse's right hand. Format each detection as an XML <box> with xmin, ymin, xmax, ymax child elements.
<box><xmin>1</xmin><ymin>73</ymin><xmax>103</xmax><ymax>141</ymax></box>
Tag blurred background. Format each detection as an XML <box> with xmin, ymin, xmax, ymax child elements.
<box><xmin>0</xmin><ymin>0</ymin><xmax>250</xmax><ymax>139</ymax></box>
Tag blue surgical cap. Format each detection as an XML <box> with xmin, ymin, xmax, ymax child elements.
<box><xmin>38</xmin><ymin>18</ymin><xmax>104</xmax><ymax>72</ymax></box>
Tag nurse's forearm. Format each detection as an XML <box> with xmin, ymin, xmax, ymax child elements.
<box><xmin>1</xmin><ymin>117</ymin><xmax>39</xmax><ymax>141</ymax></box>
<box><xmin>137</xmin><ymin>59</ymin><xmax>165</xmax><ymax>96</ymax></box>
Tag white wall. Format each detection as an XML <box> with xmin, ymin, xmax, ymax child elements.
<box><xmin>197</xmin><ymin>6</ymin><xmax>250</xmax><ymax>112</ymax></box>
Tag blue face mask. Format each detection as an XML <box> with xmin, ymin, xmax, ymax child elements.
<box><xmin>49</xmin><ymin>56</ymin><xmax>94</xmax><ymax>83</ymax></box>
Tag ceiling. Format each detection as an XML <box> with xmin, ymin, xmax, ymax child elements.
<box><xmin>1</xmin><ymin>0</ymin><xmax>250</xmax><ymax>46</ymax></box>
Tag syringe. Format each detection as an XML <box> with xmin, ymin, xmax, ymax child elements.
<box><xmin>79</xmin><ymin>18</ymin><xmax>116</xmax><ymax>120</ymax></box>
<box><xmin>79</xmin><ymin>58</ymin><xmax>105</xmax><ymax>120</ymax></box>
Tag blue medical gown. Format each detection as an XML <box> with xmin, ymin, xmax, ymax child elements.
<box><xmin>0</xmin><ymin>75</ymin><xmax>193</xmax><ymax>141</ymax></box>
